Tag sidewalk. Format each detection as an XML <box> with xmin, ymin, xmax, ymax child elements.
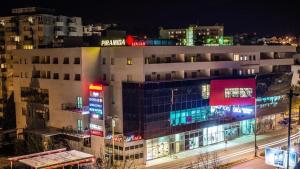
<box><xmin>146</xmin><ymin>127</ymin><xmax>297</xmax><ymax>168</ymax></box>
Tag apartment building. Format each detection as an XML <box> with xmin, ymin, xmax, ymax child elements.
<box><xmin>12</xmin><ymin>47</ymin><xmax>105</xmax><ymax>156</ymax></box>
<box><xmin>0</xmin><ymin>7</ymin><xmax>83</xmax><ymax>129</ymax></box>
<box><xmin>159</xmin><ymin>25</ymin><xmax>229</xmax><ymax>46</ymax></box>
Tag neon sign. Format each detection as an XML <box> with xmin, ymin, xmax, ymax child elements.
<box><xmin>90</xmin><ymin>130</ymin><xmax>103</xmax><ymax>137</ymax></box>
<box><xmin>125</xmin><ymin>135</ymin><xmax>142</xmax><ymax>142</ymax></box>
<box><xmin>89</xmin><ymin>83</ymin><xmax>104</xmax><ymax>119</ymax></box>
<box><xmin>89</xmin><ymin>84</ymin><xmax>103</xmax><ymax>91</ymax></box>
<box><xmin>90</xmin><ymin>123</ymin><xmax>102</xmax><ymax>131</ymax></box>
<box><xmin>126</xmin><ymin>35</ymin><xmax>146</xmax><ymax>46</ymax></box>
<box><xmin>101</xmin><ymin>39</ymin><xmax>126</xmax><ymax>46</ymax></box>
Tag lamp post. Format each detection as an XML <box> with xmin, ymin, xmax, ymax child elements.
<box><xmin>286</xmin><ymin>88</ymin><xmax>299</xmax><ymax>169</ymax></box>
<box><xmin>254</xmin><ymin>97</ymin><xmax>258</xmax><ymax>157</ymax></box>
<box><xmin>254</xmin><ymin>75</ymin><xmax>258</xmax><ymax>157</ymax></box>
<box><xmin>107</xmin><ymin>115</ymin><xmax>117</xmax><ymax>166</ymax></box>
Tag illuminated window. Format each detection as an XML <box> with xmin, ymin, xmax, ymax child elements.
<box><xmin>240</xmin><ymin>56</ymin><xmax>243</xmax><ymax>61</ymax></box>
<box><xmin>127</xmin><ymin>58</ymin><xmax>132</xmax><ymax>65</ymax></box>
<box><xmin>251</xmin><ymin>69</ymin><xmax>255</xmax><ymax>74</ymax></box>
<box><xmin>225</xmin><ymin>88</ymin><xmax>253</xmax><ymax>98</ymax></box>
<box><xmin>77</xmin><ymin>119</ymin><xmax>83</xmax><ymax>131</ymax></box>
<box><xmin>201</xmin><ymin>84</ymin><xmax>210</xmax><ymax>99</ymax></box>
<box><xmin>233</xmin><ymin>54</ymin><xmax>239</xmax><ymax>61</ymax></box>
<box><xmin>76</xmin><ymin>96</ymin><xmax>83</xmax><ymax>109</ymax></box>
<box><xmin>23</xmin><ymin>45</ymin><xmax>33</xmax><ymax>50</ymax></box>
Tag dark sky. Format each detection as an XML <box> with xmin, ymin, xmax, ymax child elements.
<box><xmin>1</xmin><ymin>0</ymin><xmax>299</xmax><ymax>37</ymax></box>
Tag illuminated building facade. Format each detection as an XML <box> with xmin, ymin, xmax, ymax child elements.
<box><xmin>0</xmin><ymin>7</ymin><xmax>83</xmax><ymax>130</ymax></box>
<box><xmin>12</xmin><ymin>45</ymin><xmax>296</xmax><ymax>165</ymax></box>
<box><xmin>159</xmin><ymin>25</ymin><xmax>231</xmax><ymax>46</ymax></box>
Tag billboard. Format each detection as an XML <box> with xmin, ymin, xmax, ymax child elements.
<box><xmin>210</xmin><ymin>79</ymin><xmax>256</xmax><ymax>106</ymax></box>
<box><xmin>265</xmin><ymin>147</ymin><xmax>298</xmax><ymax>168</ymax></box>
<box><xmin>89</xmin><ymin>84</ymin><xmax>104</xmax><ymax>137</ymax></box>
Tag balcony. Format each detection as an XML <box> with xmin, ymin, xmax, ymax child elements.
<box><xmin>144</xmin><ymin>61</ymin><xmax>240</xmax><ymax>74</ymax></box>
<box><xmin>260</xmin><ymin>58</ymin><xmax>293</xmax><ymax>66</ymax></box>
<box><xmin>56</xmin><ymin>22</ymin><xmax>64</xmax><ymax>27</ymax></box>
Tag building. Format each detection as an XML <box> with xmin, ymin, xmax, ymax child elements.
<box><xmin>159</xmin><ymin>25</ymin><xmax>231</xmax><ymax>46</ymax></box>
<box><xmin>0</xmin><ymin>7</ymin><xmax>83</xmax><ymax>130</ymax></box>
<box><xmin>12</xmin><ymin>45</ymin><xmax>296</xmax><ymax>166</ymax></box>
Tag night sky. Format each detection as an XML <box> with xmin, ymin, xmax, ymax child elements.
<box><xmin>1</xmin><ymin>0</ymin><xmax>299</xmax><ymax>37</ymax></box>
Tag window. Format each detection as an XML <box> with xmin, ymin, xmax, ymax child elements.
<box><xmin>53</xmin><ymin>57</ymin><xmax>58</xmax><ymax>64</ymax></box>
<box><xmin>253</xmin><ymin>55</ymin><xmax>256</xmax><ymax>60</ymax></box>
<box><xmin>225</xmin><ymin>88</ymin><xmax>253</xmax><ymax>98</ymax></box>
<box><xmin>102</xmin><ymin>58</ymin><xmax>106</xmax><ymax>64</ymax></box>
<box><xmin>46</xmin><ymin>71</ymin><xmax>51</xmax><ymax>79</ymax></box>
<box><xmin>53</xmin><ymin>73</ymin><xmax>59</xmax><ymax>79</ymax></box>
<box><xmin>32</xmin><ymin>56</ymin><xmax>39</xmax><ymax>64</ymax></box>
<box><xmin>111</xmin><ymin>74</ymin><xmax>115</xmax><ymax>81</ymax></box>
<box><xmin>74</xmin><ymin>57</ymin><xmax>80</xmax><ymax>64</ymax></box>
<box><xmin>77</xmin><ymin>119</ymin><xmax>83</xmax><ymax>131</ymax></box>
<box><xmin>111</xmin><ymin>58</ymin><xmax>114</xmax><ymax>65</ymax></box>
<box><xmin>75</xmin><ymin>74</ymin><xmax>81</xmax><ymax>81</ymax></box>
<box><xmin>202</xmin><ymin>84</ymin><xmax>210</xmax><ymax>99</ymax></box>
<box><xmin>103</xmin><ymin>74</ymin><xmax>106</xmax><ymax>81</ymax></box>
<box><xmin>41</xmin><ymin>56</ymin><xmax>50</xmax><ymax>64</ymax></box>
<box><xmin>76</xmin><ymin>96</ymin><xmax>83</xmax><ymax>108</ymax></box>
<box><xmin>127</xmin><ymin>58</ymin><xmax>132</xmax><ymax>65</ymax></box>
<box><xmin>233</xmin><ymin>54</ymin><xmax>239</xmax><ymax>61</ymax></box>
<box><xmin>84</xmin><ymin>137</ymin><xmax>91</xmax><ymax>147</ymax></box>
<box><xmin>125</xmin><ymin>147</ymin><xmax>129</xmax><ymax>151</ymax></box>
<box><xmin>63</xmin><ymin>57</ymin><xmax>69</xmax><ymax>64</ymax></box>
<box><xmin>64</xmin><ymin>73</ymin><xmax>70</xmax><ymax>80</ymax></box>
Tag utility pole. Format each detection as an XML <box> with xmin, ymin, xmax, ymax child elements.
<box><xmin>254</xmin><ymin>97</ymin><xmax>258</xmax><ymax>157</ymax></box>
<box><xmin>254</xmin><ymin>75</ymin><xmax>258</xmax><ymax>157</ymax></box>
<box><xmin>107</xmin><ymin>116</ymin><xmax>117</xmax><ymax>166</ymax></box>
<box><xmin>287</xmin><ymin>89</ymin><xmax>293</xmax><ymax>169</ymax></box>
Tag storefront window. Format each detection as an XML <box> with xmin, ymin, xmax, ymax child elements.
<box><xmin>240</xmin><ymin>119</ymin><xmax>254</xmax><ymax>135</ymax></box>
<box><xmin>203</xmin><ymin>125</ymin><xmax>224</xmax><ymax>146</ymax></box>
<box><xmin>170</xmin><ymin>107</ymin><xmax>210</xmax><ymax>126</ymax></box>
<box><xmin>146</xmin><ymin>136</ymin><xmax>170</xmax><ymax>160</ymax></box>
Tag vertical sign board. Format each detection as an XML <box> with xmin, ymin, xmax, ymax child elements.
<box><xmin>89</xmin><ymin>84</ymin><xmax>104</xmax><ymax>137</ymax></box>
<box><xmin>265</xmin><ymin>147</ymin><xmax>298</xmax><ymax>168</ymax></box>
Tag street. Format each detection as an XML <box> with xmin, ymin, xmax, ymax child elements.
<box><xmin>231</xmin><ymin>158</ymin><xmax>275</xmax><ymax>169</ymax></box>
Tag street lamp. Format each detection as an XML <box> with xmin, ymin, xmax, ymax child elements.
<box><xmin>107</xmin><ymin>115</ymin><xmax>118</xmax><ymax>166</ymax></box>
<box><xmin>254</xmin><ymin>97</ymin><xmax>258</xmax><ymax>157</ymax></box>
<box><xmin>254</xmin><ymin>75</ymin><xmax>258</xmax><ymax>157</ymax></box>
<box><xmin>287</xmin><ymin>89</ymin><xmax>299</xmax><ymax>169</ymax></box>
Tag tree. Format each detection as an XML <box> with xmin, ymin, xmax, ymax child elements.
<box><xmin>186</xmin><ymin>151</ymin><xmax>220</xmax><ymax>169</ymax></box>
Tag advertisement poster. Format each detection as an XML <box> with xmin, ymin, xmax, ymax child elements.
<box><xmin>265</xmin><ymin>147</ymin><xmax>298</xmax><ymax>168</ymax></box>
